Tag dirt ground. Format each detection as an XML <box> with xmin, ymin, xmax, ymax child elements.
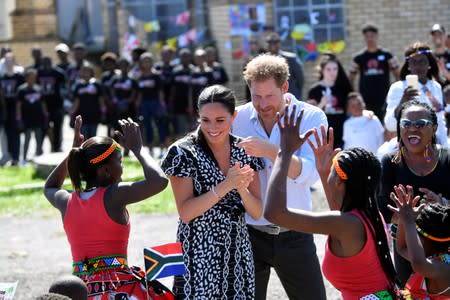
<box><xmin>0</xmin><ymin>187</ymin><xmax>341</xmax><ymax>300</ymax></box>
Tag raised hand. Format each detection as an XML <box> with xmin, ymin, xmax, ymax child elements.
<box><xmin>306</xmin><ymin>124</ymin><xmax>340</xmax><ymax>176</ymax></box>
<box><xmin>115</xmin><ymin>118</ymin><xmax>143</xmax><ymax>154</ymax></box>
<box><xmin>276</xmin><ymin>105</ymin><xmax>314</xmax><ymax>155</ymax></box>
<box><xmin>72</xmin><ymin>115</ymin><xmax>84</xmax><ymax>148</ymax></box>
<box><xmin>401</xmin><ymin>86</ymin><xmax>419</xmax><ymax>104</ymax></box>
<box><xmin>418</xmin><ymin>187</ymin><xmax>444</xmax><ymax>205</ymax></box>
<box><xmin>388</xmin><ymin>184</ymin><xmax>425</xmax><ymax>224</ymax></box>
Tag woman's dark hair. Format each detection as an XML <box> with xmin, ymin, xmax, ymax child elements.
<box><xmin>197</xmin><ymin>84</ymin><xmax>236</xmax><ymax>114</ymax></box>
<box><xmin>395</xmin><ymin>100</ymin><xmax>438</xmax><ymax>146</ymax></box>
<box><xmin>317</xmin><ymin>52</ymin><xmax>353</xmax><ymax>96</ymax></box>
<box><xmin>335</xmin><ymin>147</ymin><xmax>398</xmax><ymax>285</ymax></box>
<box><xmin>399</xmin><ymin>42</ymin><xmax>440</xmax><ymax>82</ymax></box>
<box><xmin>194</xmin><ymin>85</ymin><xmax>236</xmax><ymax>165</ymax></box>
<box><xmin>67</xmin><ymin>136</ymin><xmax>117</xmax><ymax>192</ymax></box>
<box><xmin>416</xmin><ymin>203</ymin><xmax>450</xmax><ymax>253</ymax></box>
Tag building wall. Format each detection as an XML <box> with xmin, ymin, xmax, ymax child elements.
<box><xmin>209</xmin><ymin>0</ymin><xmax>450</xmax><ymax>100</ymax></box>
<box><xmin>3</xmin><ymin>0</ymin><xmax>60</xmax><ymax>67</ymax></box>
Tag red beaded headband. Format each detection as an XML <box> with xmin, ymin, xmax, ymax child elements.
<box><xmin>89</xmin><ymin>142</ymin><xmax>121</xmax><ymax>164</ymax></box>
<box><xmin>332</xmin><ymin>152</ymin><xmax>348</xmax><ymax>180</ymax></box>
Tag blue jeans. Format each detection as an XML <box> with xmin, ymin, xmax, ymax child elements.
<box><xmin>23</xmin><ymin>127</ymin><xmax>44</xmax><ymax>161</ymax></box>
<box><xmin>140</xmin><ymin>100</ymin><xmax>168</xmax><ymax>145</ymax></box>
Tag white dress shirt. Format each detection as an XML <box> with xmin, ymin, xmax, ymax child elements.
<box><xmin>384</xmin><ymin>79</ymin><xmax>448</xmax><ymax>147</ymax></box>
<box><xmin>232</xmin><ymin>93</ymin><xmax>328</xmax><ymax>226</ymax></box>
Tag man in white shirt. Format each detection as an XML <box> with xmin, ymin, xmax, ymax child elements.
<box><xmin>232</xmin><ymin>54</ymin><xmax>327</xmax><ymax>300</ymax></box>
<box><xmin>343</xmin><ymin>92</ymin><xmax>384</xmax><ymax>154</ymax></box>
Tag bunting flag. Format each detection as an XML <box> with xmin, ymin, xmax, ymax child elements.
<box><xmin>144</xmin><ymin>20</ymin><xmax>160</xmax><ymax>33</ymax></box>
<box><xmin>166</xmin><ymin>37</ymin><xmax>178</xmax><ymax>49</ymax></box>
<box><xmin>144</xmin><ymin>242</ymin><xmax>185</xmax><ymax>281</ymax></box>
<box><xmin>175</xmin><ymin>11</ymin><xmax>190</xmax><ymax>26</ymax></box>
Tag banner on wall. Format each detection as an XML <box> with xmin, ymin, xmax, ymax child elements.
<box><xmin>229</xmin><ymin>3</ymin><xmax>266</xmax><ymax>56</ymax></box>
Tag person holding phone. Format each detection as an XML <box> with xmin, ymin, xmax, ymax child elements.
<box><xmin>384</xmin><ymin>42</ymin><xmax>448</xmax><ymax>147</ymax></box>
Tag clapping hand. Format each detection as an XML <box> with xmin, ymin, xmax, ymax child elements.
<box><xmin>306</xmin><ymin>124</ymin><xmax>340</xmax><ymax>176</ymax></box>
<box><xmin>388</xmin><ymin>184</ymin><xmax>425</xmax><ymax>224</ymax></box>
<box><xmin>72</xmin><ymin>115</ymin><xmax>84</xmax><ymax>148</ymax></box>
<box><xmin>115</xmin><ymin>118</ymin><xmax>143</xmax><ymax>154</ymax></box>
<box><xmin>224</xmin><ymin>162</ymin><xmax>255</xmax><ymax>192</ymax></box>
<box><xmin>276</xmin><ymin>105</ymin><xmax>314</xmax><ymax>155</ymax></box>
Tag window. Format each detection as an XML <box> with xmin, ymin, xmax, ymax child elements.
<box><xmin>272</xmin><ymin>0</ymin><xmax>346</xmax><ymax>51</ymax></box>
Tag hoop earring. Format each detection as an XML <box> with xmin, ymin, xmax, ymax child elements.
<box><xmin>424</xmin><ymin>142</ymin><xmax>432</xmax><ymax>163</ymax></box>
<box><xmin>391</xmin><ymin>143</ymin><xmax>402</xmax><ymax>164</ymax></box>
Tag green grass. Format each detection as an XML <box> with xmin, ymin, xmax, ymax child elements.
<box><xmin>0</xmin><ymin>165</ymin><xmax>44</xmax><ymax>187</ymax></box>
<box><xmin>0</xmin><ymin>157</ymin><xmax>177</xmax><ymax>217</ymax></box>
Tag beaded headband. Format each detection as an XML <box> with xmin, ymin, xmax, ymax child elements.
<box><xmin>405</xmin><ymin>49</ymin><xmax>432</xmax><ymax>60</ymax></box>
<box><xmin>332</xmin><ymin>152</ymin><xmax>348</xmax><ymax>180</ymax></box>
<box><xmin>89</xmin><ymin>142</ymin><xmax>121</xmax><ymax>164</ymax></box>
<box><xmin>416</xmin><ymin>224</ymin><xmax>450</xmax><ymax>242</ymax></box>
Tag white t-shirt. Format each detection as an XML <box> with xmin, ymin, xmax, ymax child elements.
<box><xmin>343</xmin><ymin>115</ymin><xmax>384</xmax><ymax>155</ymax></box>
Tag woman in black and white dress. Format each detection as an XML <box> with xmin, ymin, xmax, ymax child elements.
<box><xmin>161</xmin><ymin>85</ymin><xmax>263</xmax><ymax>299</ymax></box>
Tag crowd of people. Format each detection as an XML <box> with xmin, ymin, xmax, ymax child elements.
<box><xmin>25</xmin><ymin>21</ymin><xmax>450</xmax><ymax>300</ymax></box>
<box><xmin>0</xmin><ymin>42</ymin><xmax>230</xmax><ymax>166</ymax></box>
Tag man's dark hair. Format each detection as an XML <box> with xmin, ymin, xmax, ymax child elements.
<box><xmin>362</xmin><ymin>23</ymin><xmax>378</xmax><ymax>34</ymax></box>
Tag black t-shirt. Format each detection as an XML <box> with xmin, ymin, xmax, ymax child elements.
<box><xmin>37</xmin><ymin>67</ymin><xmax>66</xmax><ymax>111</ymax></box>
<box><xmin>17</xmin><ymin>84</ymin><xmax>44</xmax><ymax>128</ymax></box>
<box><xmin>112</xmin><ymin>75</ymin><xmax>137</xmax><ymax>101</ymax></box>
<box><xmin>73</xmin><ymin>79</ymin><xmax>102</xmax><ymax>124</ymax></box>
<box><xmin>210</xmin><ymin>62</ymin><xmax>229</xmax><ymax>85</ymax></box>
<box><xmin>0</xmin><ymin>72</ymin><xmax>25</xmax><ymax>116</ymax></box>
<box><xmin>191</xmin><ymin>67</ymin><xmax>214</xmax><ymax>108</ymax></box>
<box><xmin>137</xmin><ymin>73</ymin><xmax>161</xmax><ymax>101</ymax></box>
<box><xmin>171</xmin><ymin>64</ymin><xmax>193</xmax><ymax>114</ymax></box>
<box><xmin>101</xmin><ymin>70</ymin><xmax>120</xmax><ymax>100</ymax></box>
<box><xmin>154</xmin><ymin>62</ymin><xmax>174</xmax><ymax>102</ymax></box>
<box><xmin>378</xmin><ymin>147</ymin><xmax>450</xmax><ymax>222</ymax></box>
<box><xmin>308</xmin><ymin>82</ymin><xmax>349</xmax><ymax>148</ymax></box>
<box><xmin>352</xmin><ymin>48</ymin><xmax>394</xmax><ymax>107</ymax></box>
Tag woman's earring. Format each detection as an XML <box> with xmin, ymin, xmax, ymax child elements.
<box><xmin>424</xmin><ymin>142</ymin><xmax>432</xmax><ymax>163</ymax></box>
<box><xmin>391</xmin><ymin>143</ymin><xmax>402</xmax><ymax>164</ymax></box>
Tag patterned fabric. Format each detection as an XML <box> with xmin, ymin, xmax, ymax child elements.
<box><xmin>161</xmin><ymin>133</ymin><xmax>264</xmax><ymax>299</ymax></box>
<box><xmin>73</xmin><ymin>254</ymin><xmax>128</xmax><ymax>275</ymax></box>
<box><xmin>360</xmin><ymin>290</ymin><xmax>394</xmax><ymax>299</ymax></box>
<box><xmin>78</xmin><ymin>266</ymin><xmax>150</xmax><ymax>299</ymax></box>
<box><xmin>399</xmin><ymin>252</ymin><xmax>450</xmax><ymax>299</ymax></box>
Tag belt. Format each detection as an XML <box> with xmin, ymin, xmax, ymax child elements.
<box><xmin>72</xmin><ymin>254</ymin><xmax>128</xmax><ymax>275</ymax></box>
<box><xmin>249</xmin><ymin>224</ymin><xmax>290</xmax><ymax>235</ymax></box>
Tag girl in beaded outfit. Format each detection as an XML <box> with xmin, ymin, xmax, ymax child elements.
<box><xmin>379</xmin><ymin>100</ymin><xmax>450</xmax><ymax>286</ymax></box>
<box><xmin>43</xmin><ymin>115</ymin><xmax>168</xmax><ymax>299</ymax></box>
<box><xmin>265</xmin><ymin>106</ymin><xmax>399</xmax><ymax>300</ymax></box>
<box><xmin>389</xmin><ymin>185</ymin><xmax>450</xmax><ymax>299</ymax></box>
<box><xmin>161</xmin><ymin>85</ymin><xmax>263</xmax><ymax>299</ymax></box>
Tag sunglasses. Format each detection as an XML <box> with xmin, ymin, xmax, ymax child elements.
<box><xmin>400</xmin><ymin>118</ymin><xmax>433</xmax><ymax>129</ymax></box>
